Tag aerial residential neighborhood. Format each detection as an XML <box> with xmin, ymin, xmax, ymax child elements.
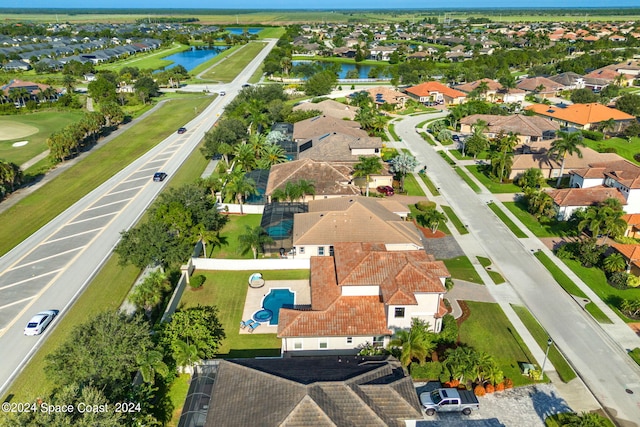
<box><xmin>1</xmin><ymin>6</ymin><xmax>640</xmax><ymax>427</ymax></box>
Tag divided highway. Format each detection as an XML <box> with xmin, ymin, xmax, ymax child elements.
<box><xmin>0</xmin><ymin>39</ymin><xmax>277</xmax><ymax>397</ymax></box>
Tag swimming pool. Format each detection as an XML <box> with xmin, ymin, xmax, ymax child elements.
<box><xmin>254</xmin><ymin>288</ymin><xmax>295</xmax><ymax>325</ymax></box>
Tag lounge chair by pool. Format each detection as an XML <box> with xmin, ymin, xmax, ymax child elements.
<box><xmin>240</xmin><ymin>319</ymin><xmax>255</xmax><ymax>329</ymax></box>
<box><xmin>248</xmin><ymin>322</ymin><xmax>260</xmax><ymax>333</ymax></box>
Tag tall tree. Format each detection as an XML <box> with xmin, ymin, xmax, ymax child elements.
<box><xmin>237</xmin><ymin>225</ymin><xmax>274</xmax><ymax>259</ymax></box>
<box><xmin>128</xmin><ymin>270</ymin><xmax>171</xmax><ymax>320</ymax></box>
<box><xmin>389</xmin><ymin>152</ymin><xmax>418</xmax><ymax>192</ymax></box>
<box><xmin>136</xmin><ymin>350</ymin><xmax>169</xmax><ymax>385</ymax></box>
<box><xmin>491</xmin><ymin>131</ymin><xmax>519</xmax><ymax>182</ymax></box>
<box><xmin>353</xmin><ymin>156</ymin><xmax>383</xmax><ymax>197</ymax></box>
<box><xmin>388</xmin><ymin>319</ymin><xmax>435</xmax><ymax>371</ymax></box>
<box><xmin>224</xmin><ymin>172</ymin><xmax>258</xmax><ymax>215</ymax></box>
<box><xmin>548</xmin><ymin>130</ymin><xmax>585</xmax><ymax>187</ymax></box>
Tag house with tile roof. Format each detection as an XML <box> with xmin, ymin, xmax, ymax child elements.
<box><xmin>298</xmin><ymin>132</ymin><xmax>383</xmax><ymax>162</ymax></box>
<box><xmin>360</xmin><ymin>86</ymin><xmax>409</xmax><ymax>109</ymax></box>
<box><xmin>547</xmin><ymin>72</ymin><xmax>586</xmax><ymax>90</ymax></box>
<box><xmin>610</xmin><ymin>243</ymin><xmax>640</xmax><ymax>276</ymax></box>
<box><xmin>516</xmin><ymin>76</ymin><xmax>564</xmax><ymax>98</ymax></box>
<box><xmin>455</xmin><ymin>78</ymin><xmax>503</xmax><ymax>102</ymax></box>
<box><xmin>459</xmin><ymin>114</ymin><xmax>560</xmax><ymax>144</ymax></box>
<box><xmin>548</xmin><ymin>186</ymin><xmax>627</xmax><ymax>220</ymax></box>
<box><xmin>404</xmin><ymin>81</ymin><xmax>467</xmax><ymax>106</ymax></box>
<box><xmin>202</xmin><ymin>356</ymin><xmax>422</xmax><ymax>427</ymax></box>
<box><xmin>293</xmin><ymin>99</ymin><xmax>359</xmax><ymax>120</ymax></box>
<box><xmin>265</xmin><ymin>159</ymin><xmax>361</xmax><ymax>202</ymax></box>
<box><xmin>622</xmin><ymin>213</ymin><xmax>640</xmax><ymax>239</ymax></box>
<box><xmin>293</xmin><ymin>114</ymin><xmax>367</xmax><ymax>141</ymax></box>
<box><xmin>292</xmin><ymin>197</ymin><xmax>422</xmax><ymax>258</ymax></box>
<box><xmin>526</xmin><ymin>103</ymin><xmax>635</xmax><ymax>131</ymax></box>
<box><xmin>277</xmin><ymin>242</ymin><xmax>449</xmax><ymax>355</ymax></box>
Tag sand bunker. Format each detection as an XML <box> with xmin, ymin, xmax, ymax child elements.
<box><xmin>0</xmin><ymin>121</ymin><xmax>39</xmax><ymax>141</ymax></box>
<box><xmin>12</xmin><ymin>141</ymin><xmax>28</xmax><ymax>147</ymax></box>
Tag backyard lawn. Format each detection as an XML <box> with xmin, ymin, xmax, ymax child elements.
<box><xmin>180</xmin><ymin>269</ymin><xmax>309</xmax><ymax>357</ymax></box>
<box><xmin>583</xmin><ymin>136</ymin><xmax>640</xmax><ymax>165</ymax></box>
<box><xmin>209</xmin><ymin>214</ymin><xmax>262</xmax><ymax>259</ymax></box>
<box><xmin>458</xmin><ymin>301</ymin><xmax>538</xmax><ymax>387</ymax></box>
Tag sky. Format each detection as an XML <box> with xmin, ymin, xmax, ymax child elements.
<box><xmin>2</xmin><ymin>0</ymin><xmax>639</xmax><ymax>9</ymax></box>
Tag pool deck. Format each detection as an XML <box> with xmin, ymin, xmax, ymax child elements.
<box><xmin>240</xmin><ymin>279</ymin><xmax>310</xmax><ymax>334</ymax></box>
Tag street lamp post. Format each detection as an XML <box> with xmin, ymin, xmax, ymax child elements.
<box><xmin>541</xmin><ymin>337</ymin><xmax>553</xmax><ymax>378</ymax></box>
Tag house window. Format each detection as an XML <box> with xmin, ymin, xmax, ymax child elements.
<box><xmin>374</xmin><ymin>148</ymin><xmax>380</xmax><ymax>153</ymax></box>
<box><xmin>318</xmin><ymin>246</ymin><xmax>325</xmax><ymax>256</ymax></box>
<box><xmin>395</xmin><ymin>307</ymin><xmax>405</xmax><ymax>318</ymax></box>
<box><xmin>329</xmin><ymin>246</ymin><xmax>334</xmax><ymax>256</ymax></box>
<box><xmin>373</xmin><ymin>336</ymin><xmax>384</xmax><ymax>348</ymax></box>
<box><xmin>319</xmin><ymin>340</ymin><xmax>328</xmax><ymax>349</ymax></box>
<box><xmin>294</xmin><ymin>341</ymin><xmax>302</xmax><ymax>350</ymax></box>
<box><xmin>299</xmin><ymin>247</ymin><xmax>305</xmax><ymax>254</ymax></box>
<box><xmin>346</xmin><ymin>337</ymin><xmax>353</xmax><ymax>344</ymax></box>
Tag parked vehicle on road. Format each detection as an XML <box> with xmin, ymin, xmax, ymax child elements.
<box><xmin>420</xmin><ymin>388</ymin><xmax>479</xmax><ymax>416</ymax></box>
<box><xmin>177</xmin><ymin>127</ymin><xmax>187</xmax><ymax>134</ymax></box>
<box><xmin>24</xmin><ymin>310</ymin><xmax>58</xmax><ymax>336</ymax></box>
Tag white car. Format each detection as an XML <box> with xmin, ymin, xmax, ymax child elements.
<box><xmin>24</xmin><ymin>310</ymin><xmax>58</xmax><ymax>336</ymax></box>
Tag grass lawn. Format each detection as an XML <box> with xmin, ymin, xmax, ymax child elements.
<box><xmin>438</xmin><ymin>150</ymin><xmax>456</xmax><ymax>165</ymax></box>
<box><xmin>402</xmin><ymin>173</ymin><xmax>426</xmax><ymax>197</ymax></box>
<box><xmin>0</xmin><ymin>111</ymin><xmax>84</xmax><ymax>165</ymax></box>
<box><xmin>419</xmin><ymin>131</ymin><xmax>437</xmax><ymax>146</ymax></box>
<box><xmin>0</xmin><ymin>96</ymin><xmax>213</xmax><ymax>257</ymax></box>
<box><xmin>409</xmin><ymin>204</ymin><xmax>451</xmax><ymax>235</ymax></box>
<box><xmin>511</xmin><ymin>305</ymin><xmax>577</xmax><ymax>382</ymax></box>
<box><xmin>97</xmin><ymin>42</ymin><xmax>187</xmax><ymax>72</ymax></box>
<box><xmin>200</xmin><ymin>41</ymin><xmax>267</xmax><ymax>83</ymax></box>
<box><xmin>2</xmin><ymin>255</ymin><xmax>141</xmax><ymax>401</ymax></box>
<box><xmin>562</xmin><ymin>258</ymin><xmax>640</xmax><ymax>323</ymax></box>
<box><xmin>455</xmin><ymin>168</ymin><xmax>481</xmax><ymax>193</ymax></box>
<box><xmin>477</xmin><ymin>256</ymin><xmax>505</xmax><ymax>284</ymax></box>
<box><xmin>388</xmin><ymin>123</ymin><xmax>400</xmax><ymax>141</ymax></box>
<box><xmin>583</xmin><ymin>136</ymin><xmax>640</xmax><ymax>165</ymax></box>
<box><xmin>180</xmin><ymin>269</ymin><xmax>309</xmax><ymax>357</ymax></box>
<box><xmin>458</xmin><ymin>301</ymin><xmax>537</xmax><ymax>387</ymax></box>
<box><xmin>441</xmin><ymin>205</ymin><xmax>469</xmax><ymax>235</ymax></box>
<box><xmin>166</xmin><ymin>374</ymin><xmax>191</xmax><ymax>427</ymax></box>
<box><xmin>533</xmin><ymin>252</ymin><xmax>612</xmax><ymax>324</ymax></box>
<box><xmin>209</xmin><ymin>214</ymin><xmax>263</xmax><ymax>259</ymax></box>
<box><xmin>502</xmin><ymin>201</ymin><xmax>574</xmax><ymax>238</ymax></box>
<box><xmin>256</xmin><ymin>27</ymin><xmax>285</xmax><ymax>39</ymax></box>
<box><xmin>419</xmin><ymin>173</ymin><xmax>440</xmax><ymax>196</ymax></box>
<box><xmin>487</xmin><ymin>202</ymin><xmax>528</xmax><ymax>238</ymax></box>
<box><xmin>442</xmin><ymin>256</ymin><xmax>482</xmax><ymax>284</ymax></box>
<box><xmin>466</xmin><ymin>165</ymin><xmax>522</xmax><ymax>194</ymax></box>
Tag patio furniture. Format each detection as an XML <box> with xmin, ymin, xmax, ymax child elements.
<box><xmin>240</xmin><ymin>319</ymin><xmax>255</xmax><ymax>329</ymax></box>
<box><xmin>248</xmin><ymin>322</ymin><xmax>260</xmax><ymax>333</ymax></box>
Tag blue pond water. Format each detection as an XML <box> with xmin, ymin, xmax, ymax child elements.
<box><xmin>227</xmin><ymin>28</ymin><xmax>262</xmax><ymax>35</ymax></box>
<box><xmin>292</xmin><ymin>60</ymin><xmax>376</xmax><ymax>79</ymax></box>
<box><xmin>260</xmin><ymin>289</ymin><xmax>294</xmax><ymax>325</ymax></box>
<box><xmin>161</xmin><ymin>46</ymin><xmax>229</xmax><ymax>71</ymax></box>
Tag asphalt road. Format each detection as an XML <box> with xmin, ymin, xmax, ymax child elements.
<box><xmin>0</xmin><ymin>39</ymin><xmax>278</xmax><ymax>397</ymax></box>
<box><xmin>395</xmin><ymin>114</ymin><xmax>640</xmax><ymax>426</ymax></box>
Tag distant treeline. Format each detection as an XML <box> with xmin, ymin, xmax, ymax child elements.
<box><xmin>134</xmin><ymin>17</ymin><xmax>199</xmax><ymax>23</ymax></box>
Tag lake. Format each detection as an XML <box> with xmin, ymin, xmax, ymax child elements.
<box><xmin>226</xmin><ymin>28</ymin><xmax>262</xmax><ymax>35</ymax></box>
<box><xmin>292</xmin><ymin>60</ymin><xmax>389</xmax><ymax>79</ymax></box>
<box><xmin>161</xmin><ymin>46</ymin><xmax>229</xmax><ymax>72</ymax></box>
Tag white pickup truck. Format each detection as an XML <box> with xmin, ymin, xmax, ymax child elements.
<box><xmin>419</xmin><ymin>387</ymin><xmax>480</xmax><ymax>416</ymax></box>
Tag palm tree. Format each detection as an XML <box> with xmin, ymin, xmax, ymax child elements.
<box><xmin>297</xmin><ymin>179</ymin><xmax>316</xmax><ymax>201</ymax></box>
<box><xmin>237</xmin><ymin>225</ymin><xmax>274</xmax><ymax>259</ymax></box>
<box><xmin>516</xmin><ymin>167</ymin><xmax>545</xmax><ymax>191</ymax></box>
<box><xmin>599</xmin><ymin>118</ymin><xmax>617</xmax><ymax>138</ymax></box>
<box><xmin>136</xmin><ymin>350</ymin><xmax>169</xmax><ymax>385</ymax></box>
<box><xmin>174</xmin><ymin>339</ymin><xmax>200</xmax><ymax>374</ymax></box>
<box><xmin>603</xmin><ymin>253</ymin><xmax>626</xmax><ymax>273</ymax></box>
<box><xmin>62</xmin><ymin>74</ymin><xmax>76</xmax><ymax>94</ymax></box>
<box><xmin>233</xmin><ymin>143</ymin><xmax>257</xmax><ymax>172</ymax></box>
<box><xmin>224</xmin><ymin>173</ymin><xmax>257</xmax><ymax>215</ymax></box>
<box><xmin>258</xmin><ymin>142</ymin><xmax>287</xmax><ymax>169</ymax></box>
<box><xmin>352</xmin><ymin>156</ymin><xmax>383</xmax><ymax>197</ymax></box>
<box><xmin>417</xmin><ymin>209</ymin><xmax>448</xmax><ymax>233</ymax></box>
<box><xmin>128</xmin><ymin>270</ymin><xmax>171</xmax><ymax>320</ymax></box>
<box><xmin>491</xmin><ymin>132</ymin><xmax>519</xmax><ymax>182</ymax></box>
<box><xmin>476</xmin><ymin>80</ymin><xmax>490</xmax><ymax>100</ymax></box>
<box><xmin>388</xmin><ymin>319</ymin><xmax>435</xmax><ymax>372</ymax></box>
<box><xmin>444</xmin><ymin>346</ymin><xmax>477</xmax><ymax>384</ymax></box>
<box><xmin>389</xmin><ymin>152</ymin><xmax>418</xmax><ymax>192</ymax></box>
<box><xmin>548</xmin><ymin>130</ymin><xmax>585</xmax><ymax>187</ymax></box>
<box><xmin>563</xmin><ymin>412</ymin><xmax>609</xmax><ymax>427</ymax></box>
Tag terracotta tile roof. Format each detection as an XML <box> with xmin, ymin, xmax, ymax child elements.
<box><xmin>512</xmin><ymin>147</ymin><xmax>619</xmax><ymax>172</ymax></box>
<box><xmin>293</xmin><ymin>99</ymin><xmax>359</xmax><ymax>120</ymax></box>
<box><xmin>293</xmin><ymin>115</ymin><xmax>366</xmax><ymax>140</ymax></box>
<box><xmin>610</xmin><ymin>243</ymin><xmax>640</xmax><ymax>267</ymax></box>
<box><xmin>293</xmin><ymin>197</ymin><xmax>423</xmax><ymax>248</ymax></box>
<box><xmin>362</xmin><ymin>86</ymin><xmax>408</xmax><ymax>105</ymax></box>
<box><xmin>460</xmin><ymin>114</ymin><xmax>560</xmax><ymax>137</ymax></box>
<box><xmin>405</xmin><ymin>81</ymin><xmax>467</xmax><ymax>99</ymax></box>
<box><xmin>437</xmin><ymin>299</ymin><xmax>448</xmax><ymax>318</ymax></box>
<box><xmin>570</xmin><ymin>167</ymin><xmax>607</xmax><ymax>179</ymax></box>
<box><xmin>584</xmin><ymin>68</ymin><xmax>620</xmax><ymax>81</ymax></box>
<box><xmin>266</xmin><ymin>159</ymin><xmax>360</xmax><ymax>197</ymax></box>
<box><xmin>548</xmin><ymin>186</ymin><xmax>627</xmax><ymax>207</ymax></box>
<box><xmin>278</xmin><ymin>296</ymin><xmax>391</xmax><ymax>337</ymax></box>
<box><xmin>526</xmin><ymin>103</ymin><xmax>635</xmax><ymax>126</ymax></box>
<box><xmin>310</xmin><ymin>256</ymin><xmax>341</xmax><ymax>311</ymax></box>
<box><xmin>622</xmin><ymin>213</ymin><xmax>640</xmax><ymax>226</ymax></box>
<box><xmin>455</xmin><ymin>78</ymin><xmax>503</xmax><ymax>94</ymax></box>
<box><xmin>588</xmin><ymin>160</ymin><xmax>640</xmax><ymax>189</ymax></box>
<box><xmin>205</xmin><ymin>357</ymin><xmax>422</xmax><ymax>427</ymax></box>
<box><xmin>1</xmin><ymin>79</ymin><xmax>52</xmax><ymax>95</ymax></box>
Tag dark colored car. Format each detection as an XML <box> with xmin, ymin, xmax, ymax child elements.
<box><xmin>242</xmin><ymin>83</ymin><xmax>251</xmax><ymax>88</ymax></box>
<box><xmin>452</xmin><ymin>134</ymin><xmax>460</xmax><ymax>142</ymax></box>
<box><xmin>153</xmin><ymin>172</ymin><xmax>167</xmax><ymax>182</ymax></box>
<box><xmin>177</xmin><ymin>127</ymin><xmax>187</xmax><ymax>134</ymax></box>
<box><xmin>376</xmin><ymin>185</ymin><xmax>394</xmax><ymax>196</ymax></box>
